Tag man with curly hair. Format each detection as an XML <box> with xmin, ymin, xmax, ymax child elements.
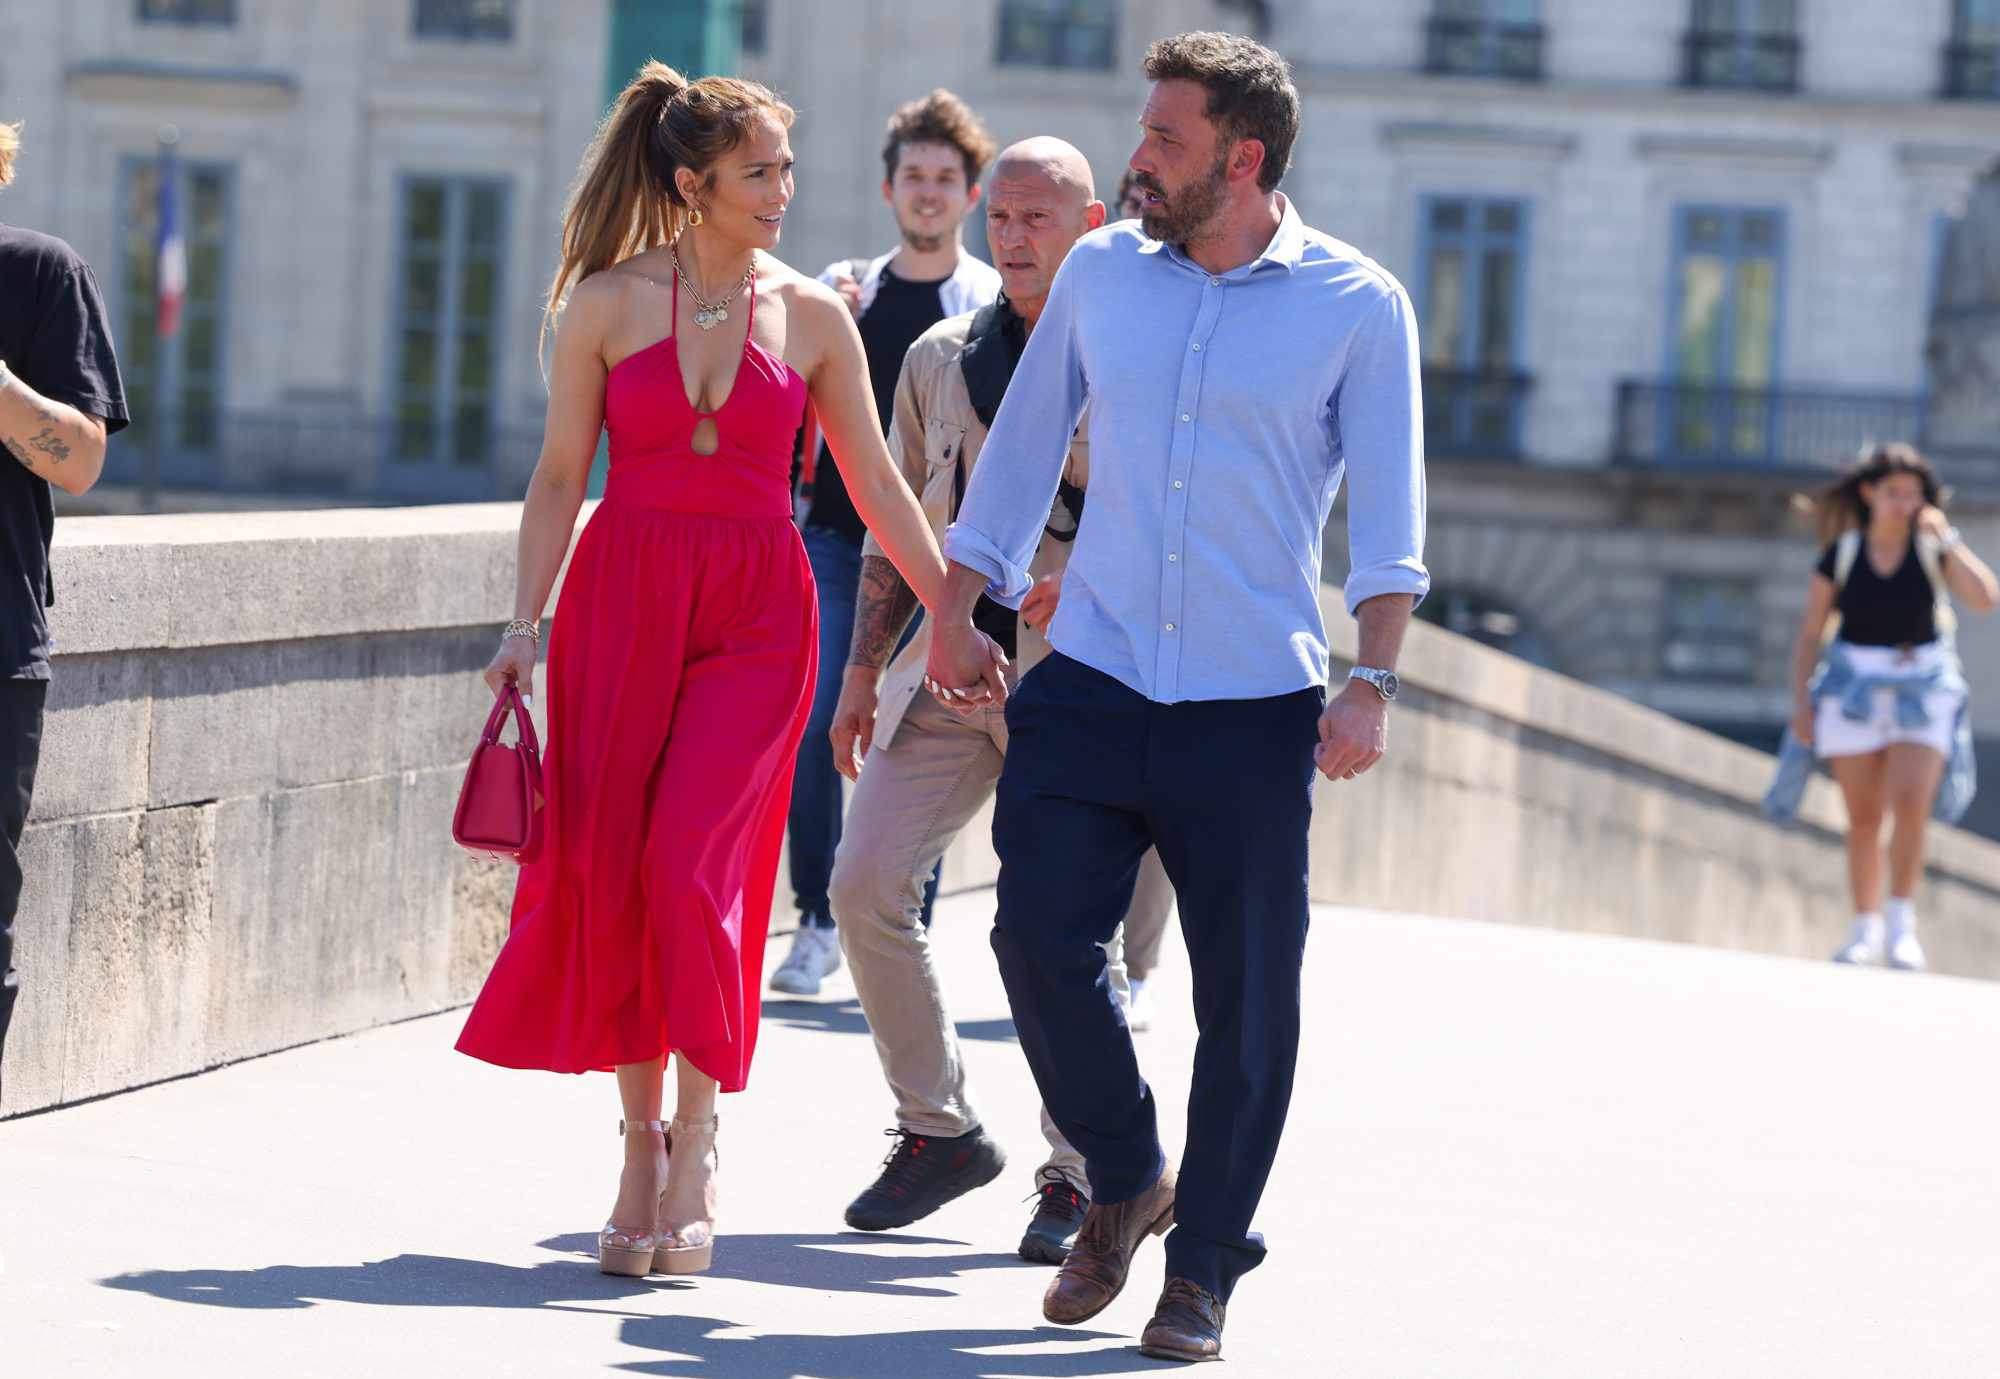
<box><xmin>772</xmin><ymin>89</ymin><xmax>1002</xmax><ymax>997</ymax></box>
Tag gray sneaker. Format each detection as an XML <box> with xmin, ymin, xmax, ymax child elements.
<box><xmin>771</xmin><ymin>923</ymin><xmax>842</xmax><ymax>996</ymax></box>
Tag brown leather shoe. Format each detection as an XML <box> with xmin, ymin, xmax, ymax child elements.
<box><xmin>1138</xmin><ymin>1277</ymin><xmax>1226</xmax><ymax>1362</ymax></box>
<box><xmin>1041</xmin><ymin>1162</ymin><xmax>1176</xmax><ymax>1325</ymax></box>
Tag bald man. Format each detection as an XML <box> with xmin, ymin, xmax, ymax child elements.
<box><xmin>827</xmin><ymin>139</ymin><xmax>1176</xmax><ymax>1260</ymax></box>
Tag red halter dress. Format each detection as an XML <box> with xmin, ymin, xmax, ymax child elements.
<box><xmin>458</xmin><ymin>270</ymin><xmax>816</xmax><ymax>1092</ymax></box>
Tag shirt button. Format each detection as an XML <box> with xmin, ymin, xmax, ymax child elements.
<box><xmin>1168</xmin><ymin>553</ymin><xmax>1178</xmax><ymax>562</ymax></box>
<box><xmin>1180</xmin><ymin>413</ymin><xmax>1190</xmax><ymax>422</ymax></box>
<box><xmin>1165</xmin><ymin>623</ymin><xmax>1176</xmax><ymax>631</ymax></box>
<box><xmin>1191</xmin><ymin>342</ymin><xmax>1202</xmax><ymax>351</ymax></box>
<box><xmin>1209</xmin><ymin>276</ymin><xmax>1221</xmax><ymax>286</ymax></box>
<box><xmin>1173</xmin><ymin>480</ymin><xmax>1184</xmax><ymax>489</ymax></box>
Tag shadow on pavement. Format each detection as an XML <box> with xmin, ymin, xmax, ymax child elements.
<box><xmin>541</xmin><ymin>1230</ymin><xmax>1026</xmax><ymax>1299</ymax></box>
<box><xmin>761</xmin><ymin>997</ymin><xmax>1017</xmax><ymax>1044</ymax></box>
<box><xmin>613</xmin><ymin>1314</ymin><xmax>1161</xmax><ymax>1379</ymax></box>
<box><xmin>99</xmin><ymin>1252</ymin><xmax>681</xmax><ymax>1314</ymax></box>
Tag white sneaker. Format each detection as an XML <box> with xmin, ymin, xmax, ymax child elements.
<box><xmin>770</xmin><ymin>924</ymin><xmax>842</xmax><ymax>996</ymax></box>
<box><xmin>1832</xmin><ymin>917</ymin><xmax>1885</xmax><ymax>966</ymax></box>
<box><xmin>1125</xmin><ymin>977</ymin><xmax>1151</xmax><ymax>1033</ymax></box>
<box><xmin>1886</xmin><ymin>931</ymin><xmax>1927</xmax><ymax>972</ymax></box>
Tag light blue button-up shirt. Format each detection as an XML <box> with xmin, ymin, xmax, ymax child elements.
<box><xmin>942</xmin><ymin>195</ymin><xmax>1430</xmax><ymax>704</ymax></box>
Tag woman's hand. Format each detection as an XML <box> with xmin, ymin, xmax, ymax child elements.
<box><xmin>484</xmin><ymin>634</ymin><xmax>539</xmax><ymax>700</ymax></box>
<box><xmin>1919</xmin><ymin>505</ymin><xmax>1952</xmax><ymax>542</ymax></box>
<box><xmin>1791</xmin><ymin>699</ymin><xmax>1815</xmax><ymax>747</ymax></box>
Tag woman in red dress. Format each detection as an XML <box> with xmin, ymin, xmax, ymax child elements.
<box><xmin>456</xmin><ymin>64</ymin><xmax>962</xmax><ymax>1277</ymax></box>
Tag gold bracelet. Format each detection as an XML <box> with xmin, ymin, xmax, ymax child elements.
<box><xmin>502</xmin><ymin>618</ymin><xmax>540</xmax><ymax>643</ymax></box>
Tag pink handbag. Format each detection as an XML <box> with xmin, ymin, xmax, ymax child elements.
<box><xmin>452</xmin><ymin>684</ymin><xmax>545</xmax><ymax>864</ymax></box>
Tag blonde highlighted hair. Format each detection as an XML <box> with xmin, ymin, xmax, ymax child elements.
<box><xmin>0</xmin><ymin>121</ymin><xmax>20</xmax><ymax>188</ymax></box>
<box><xmin>542</xmin><ymin>62</ymin><xmax>793</xmax><ymax>361</ymax></box>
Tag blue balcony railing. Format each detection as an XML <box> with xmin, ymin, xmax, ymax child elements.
<box><xmin>1424</xmin><ymin>369</ymin><xmax>1533</xmax><ymax>459</ymax></box>
<box><xmin>1614</xmin><ymin>381</ymin><xmax>1925</xmax><ymax>473</ymax></box>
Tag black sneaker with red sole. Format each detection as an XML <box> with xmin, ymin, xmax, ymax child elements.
<box><xmin>1019</xmin><ymin>1169</ymin><xmax>1090</xmax><ymax>1264</ymax></box>
<box><xmin>844</xmin><ymin>1126</ymin><xmax>1006</xmax><ymax>1232</ymax></box>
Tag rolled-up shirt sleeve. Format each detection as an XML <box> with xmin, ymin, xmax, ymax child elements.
<box><xmin>943</xmin><ymin>255</ymin><xmax>1088</xmax><ymax>605</ymax></box>
<box><xmin>1335</xmin><ymin>285</ymin><xmax>1430</xmax><ymax>614</ymax></box>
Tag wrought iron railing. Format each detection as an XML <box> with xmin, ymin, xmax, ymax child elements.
<box><xmin>101</xmin><ymin>410</ymin><xmax>546</xmax><ymax>502</ymax></box>
<box><xmin>1424</xmin><ymin>370</ymin><xmax>1534</xmax><ymax>459</ymax></box>
<box><xmin>1681</xmin><ymin>30</ymin><xmax>1801</xmax><ymax>92</ymax></box>
<box><xmin>1422</xmin><ymin>16</ymin><xmax>1545</xmax><ymax>81</ymax></box>
<box><xmin>1613</xmin><ymin>381</ymin><xmax>1924</xmax><ymax>473</ymax></box>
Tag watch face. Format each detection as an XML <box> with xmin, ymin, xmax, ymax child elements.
<box><xmin>1380</xmin><ymin>671</ymin><xmax>1399</xmax><ymax>700</ymax></box>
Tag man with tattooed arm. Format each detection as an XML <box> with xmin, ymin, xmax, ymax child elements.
<box><xmin>0</xmin><ymin>120</ymin><xmax>128</xmax><ymax>1103</ymax></box>
<box><xmin>824</xmin><ymin>136</ymin><xmax>1176</xmax><ymax>1264</ymax></box>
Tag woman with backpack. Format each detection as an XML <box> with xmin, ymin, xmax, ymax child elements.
<box><xmin>1787</xmin><ymin>445</ymin><xmax>1999</xmax><ymax>970</ymax></box>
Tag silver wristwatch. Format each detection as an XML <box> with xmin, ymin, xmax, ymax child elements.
<box><xmin>1349</xmin><ymin>666</ymin><xmax>1400</xmax><ymax>702</ymax></box>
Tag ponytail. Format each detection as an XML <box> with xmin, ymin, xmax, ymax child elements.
<box><xmin>540</xmin><ymin>62</ymin><xmax>794</xmax><ymax>368</ymax></box>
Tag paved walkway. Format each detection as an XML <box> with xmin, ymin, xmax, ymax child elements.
<box><xmin>5</xmin><ymin>894</ymin><xmax>2000</xmax><ymax>1377</ymax></box>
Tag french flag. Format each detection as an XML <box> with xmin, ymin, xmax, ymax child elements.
<box><xmin>155</xmin><ymin>145</ymin><xmax>185</xmax><ymax>339</ymax></box>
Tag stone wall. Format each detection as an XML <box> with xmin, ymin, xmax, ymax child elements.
<box><xmin>7</xmin><ymin>504</ymin><xmax>2000</xmax><ymax>1119</ymax></box>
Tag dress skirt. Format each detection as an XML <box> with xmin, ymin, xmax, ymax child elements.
<box><xmin>456</xmin><ymin>494</ymin><xmax>817</xmax><ymax>1092</ymax></box>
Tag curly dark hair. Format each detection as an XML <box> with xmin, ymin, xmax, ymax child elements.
<box><xmin>1143</xmin><ymin>31</ymin><xmax>1300</xmax><ymax>193</ymax></box>
<box><xmin>881</xmin><ymin>88</ymin><xmax>997</xmax><ymax>188</ymax></box>
<box><xmin>1805</xmin><ymin>442</ymin><xmax>1949</xmax><ymax>544</ymax></box>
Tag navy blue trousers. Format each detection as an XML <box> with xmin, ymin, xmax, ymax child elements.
<box><xmin>990</xmin><ymin>653</ymin><xmax>1319</xmax><ymax>1300</ymax></box>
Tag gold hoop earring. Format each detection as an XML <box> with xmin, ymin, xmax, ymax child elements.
<box><xmin>686</xmin><ymin>206</ymin><xmax>704</xmax><ymax>228</ymax></box>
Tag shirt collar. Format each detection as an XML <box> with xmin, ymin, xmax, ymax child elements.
<box><xmin>1140</xmin><ymin>193</ymin><xmax>1307</xmax><ymax>278</ymax></box>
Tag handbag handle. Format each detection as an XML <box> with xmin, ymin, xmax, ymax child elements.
<box><xmin>482</xmin><ymin>683</ymin><xmax>542</xmax><ymax>761</ymax></box>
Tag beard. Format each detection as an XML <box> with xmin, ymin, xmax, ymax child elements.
<box><xmin>1137</xmin><ymin>154</ymin><xmax>1230</xmax><ymax>246</ymax></box>
<box><xmin>901</xmin><ymin>227</ymin><xmax>947</xmax><ymax>253</ymax></box>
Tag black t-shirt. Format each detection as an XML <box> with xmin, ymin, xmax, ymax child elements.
<box><xmin>0</xmin><ymin>224</ymin><xmax>129</xmax><ymax>679</ymax></box>
<box><xmin>1817</xmin><ymin>536</ymin><xmax>1939</xmax><ymax>648</ymax></box>
<box><xmin>804</xmin><ymin>266</ymin><xmax>946</xmax><ymax>545</ymax></box>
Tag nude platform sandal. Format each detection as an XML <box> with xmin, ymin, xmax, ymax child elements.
<box><xmin>598</xmin><ymin>1118</ymin><xmax>668</xmax><ymax>1277</ymax></box>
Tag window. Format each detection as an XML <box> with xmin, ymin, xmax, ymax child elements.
<box><xmin>136</xmin><ymin>0</ymin><xmax>235</xmax><ymax>24</ymax></box>
<box><xmin>391</xmin><ymin>177</ymin><xmax>509</xmax><ymax>474</ymax></box>
<box><xmin>742</xmin><ymin>0</ymin><xmax>769</xmax><ymax>56</ymax></box>
<box><xmin>997</xmin><ymin>0</ymin><xmax>1116</xmax><ymax>71</ymax></box>
<box><xmin>413</xmin><ymin>0</ymin><xmax>514</xmax><ymax>41</ymax></box>
<box><xmin>1664</xmin><ymin>206</ymin><xmax>1784</xmax><ymax>461</ymax></box>
<box><xmin>1662</xmin><ymin>576</ymin><xmax>1760</xmax><ymax>683</ymax></box>
<box><xmin>1417</xmin><ymin>197</ymin><xmax>1532</xmax><ymax>457</ymax></box>
<box><xmin>1946</xmin><ymin>1</ymin><xmax>2000</xmax><ymax>98</ymax></box>
<box><xmin>1423</xmin><ymin>0</ymin><xmax>1544</xmax><ymax>81</ymax></box>
<box><xmin>1683</xmin><ymin>0</ymin><xmax>1799</xmax><ymax>91</ymax></box>
<box><xmin>119</xmin><ymin>158</ymin><xmax>232</xmax><ymax>474</ymax></box>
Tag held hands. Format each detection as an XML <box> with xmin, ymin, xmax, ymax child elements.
<box><xmin>829</xmin><ymin>666</ymin><xmax>881</xmax><ymax>782</ymax></box>
<box><xmin>1919</xmin><ymin>505</ymin><xmax>1953</xmax><ymax>543</ymax></box>
<box><xmin>924</xmin><ymin>619</ymin><xmax>1010</xmax><ymax>716</ymax></box>
<box><xmin>1315</xmin><ymin>681</ymin><xmax>1388</xmax><ymax>783</ymax></box>
<box><xmin>1791</xmin><ymin>699</ymin><xmax>1815</xmax><ymax>747</ymax></box>
<box><xmin>484</xmin><ymin>634</ymin><xmax>538</xmax><ymax>702</ymax></box>
<box><xmin>1020</xmin><ymin>574</ymin><xmax>1062</xmax><ymax>631</ymax></box>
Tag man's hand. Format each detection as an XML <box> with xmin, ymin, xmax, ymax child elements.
<box><xmin>924</xmin><ymin>619</ymin><xmax>1009</xmax><ymax>716</ymax></box>
<box><xmin>1314</xmin><ymin>680</ymin><xmax>1388</xmax><ymax>782</ymax></box>
<box><xmin>829</xmin><ymin>666</ymin><xmax>881</xmax><ymax>782</ymax></box>
<box><xmin>833</xmin><ymin>274</ymin><xmax>864</xmax><ymax>320</ymax></box>
<box><xmin>1020</xmin><ymin>573</ymin><xmax>1062</xmax><ymax>631</ymax></box>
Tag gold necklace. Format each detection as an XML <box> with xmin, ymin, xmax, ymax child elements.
<box><xmin>671</xmin><ymin>245</ymin><xmax>754</xmax><ymax>331</ymax></box>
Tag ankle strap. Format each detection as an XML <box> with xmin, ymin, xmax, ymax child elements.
<box><xmin>669</xmin><ymin>1114</ymin><xmax>719</xmax><ymax>1136</ymax></box>
<box><xmin>618</xmin><ymin>1118</ymin><xmax>668</xmax><ymax>1136</ymax></box>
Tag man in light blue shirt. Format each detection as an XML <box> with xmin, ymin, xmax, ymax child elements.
<box><xmin>923</xmin><ymin>31</ymin><xmax>1429</xmax><ymax>1362</ymax></box>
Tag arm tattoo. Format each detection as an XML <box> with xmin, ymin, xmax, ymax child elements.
<box><xmin>3</xmin><ymin>435</ymin><xmax>31</xmax><ymax>470</ymax></box>
<box><xmin>848</xmin><ymin>554</ymin><xmax>921</xmax><ymax>670</ymax></box>
<box><xmin>27</xmin><ymin>426</ymin><xmax>70</xmax><ymax>464</ymax></box>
